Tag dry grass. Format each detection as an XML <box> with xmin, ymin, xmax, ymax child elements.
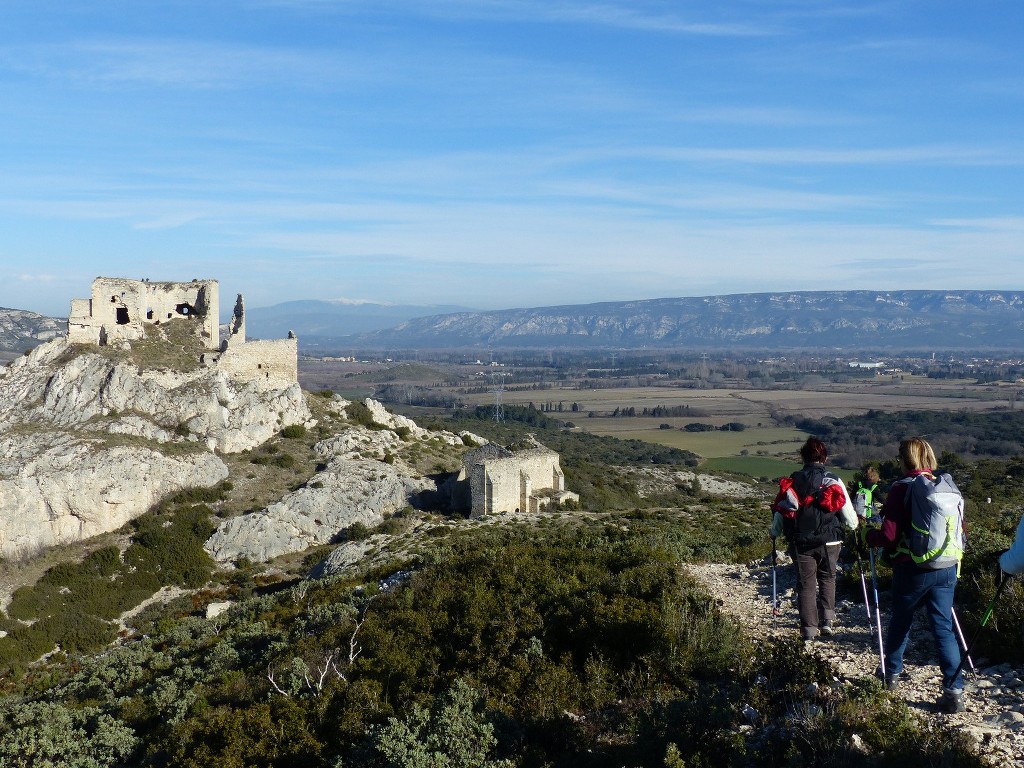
<box><xmin>600</xmin><ymin>425</ymin><xmax>808</xmax><ymax>459</ymax></box>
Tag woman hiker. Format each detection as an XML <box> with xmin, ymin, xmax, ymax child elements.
<box><xmin>863</xmin><ymin>437</ymin><xmax>966</xmax><ymax>714</ymax></box>
<box><xmin>770</xmin><ymin>437</ymin><xmax>858</xmax><ymax>642</ymax></box>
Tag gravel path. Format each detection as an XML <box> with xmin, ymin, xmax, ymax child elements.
<box><xmin>686</xmin><ymin>554</ymin><xmax>1024</xmax><ymax>765</ymax></box>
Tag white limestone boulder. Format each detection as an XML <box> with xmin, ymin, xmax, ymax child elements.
<box><xmin>0</xmin><ymin>433</ymin><xmax>227</xmax><ymax>558</ymax></box>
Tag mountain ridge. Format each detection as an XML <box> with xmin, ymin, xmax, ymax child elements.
<box><xmin>346</xmin><ymin>290</ymin><xmax>1024</xmax><ymax>350</ymax></box>
<box><xmin>8</xmin><ymin>290</ymin><xmax>1024</xmax><ymax>353</ymax></box>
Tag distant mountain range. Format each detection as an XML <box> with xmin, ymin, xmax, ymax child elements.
<box><xmin>343</xmin><ymin>291</ymin><xmax>1024</xmax><ymax>351</ymax></box>
<box><xmin>244</xmin><ymin>299</ymin><xmax>473</xmax><ymax>345</ymax></box>
<box><xmin>8</xmin><ymin>291</ymin><xmax>1024</xmax><ymax>354</ymax></box>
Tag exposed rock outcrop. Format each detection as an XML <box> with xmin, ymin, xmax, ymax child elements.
<box><xmin>0</xmin><ymin>434</ymin><xmax>227</xmax><ymax>557</ymax></box>
<box><xmin>205</xmin><ymin>396</ymin><xmax>485</xmax><ymax>563</ymax></box>
<box><xmin>0</xmin><ymin>337</ymin><xmax>309</xmax><ymax>557</ymax></box>
<box><xmin>205</xmin><ymin>455</ymin><xmax>434</xmax><ymax>563</ymax></box>
<box><xmin>0</xmin><ymin>340</ymin><xmax>309</xmax><ymax>453</ymax></box>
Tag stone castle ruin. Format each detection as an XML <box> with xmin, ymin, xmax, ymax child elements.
<box><xmin>66</xmin><ymin>276</ymin><xmax>297</xmax><ymax>385</ymax></box>
<box><xmin>449</xmin><ymin>438</ymin><xmax>579</xmax><ymax>516</ymax></box>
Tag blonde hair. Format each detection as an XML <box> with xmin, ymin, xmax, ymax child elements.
<box><xmin>864</xmin><ymin>465</ymin><xmax>880</xmax><ymax>483</ymax></box>
<box><xmin>899</xmin><ymin>437</ymin><xmax>936</xmax><ymax>473</ymax></box>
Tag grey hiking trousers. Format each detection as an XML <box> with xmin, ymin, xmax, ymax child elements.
<box><xmin>792</xmin><ymin>541</ymin><xmax>842</xmax><ymax>640</ymax></box>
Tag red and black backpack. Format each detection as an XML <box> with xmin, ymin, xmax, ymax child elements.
<box><xmin>771</xmin><ymin>465</ymin><xmax>846</xmax><ymax>548</ymax></box>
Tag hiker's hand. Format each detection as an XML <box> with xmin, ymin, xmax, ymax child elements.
<box><xmin>857</xmin><ymin>523</ymin><xmax>870</xmax><ymax>551</ymax></box>
<box><xmin>854</xmin><ymin>534</ymin><xmax>867</xmax><ymax>559</ymax></box>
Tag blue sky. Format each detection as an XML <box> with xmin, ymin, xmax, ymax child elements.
<box><xmin>1</xmin><ymin>1</ymin><xmax>1022</xmax><ymax>317</ymax></box>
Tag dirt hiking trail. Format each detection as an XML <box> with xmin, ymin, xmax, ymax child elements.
<box><xmin>688</xmin><ymin>553</ymin><xmax>1024</xmax><ymax>765</ymax></box>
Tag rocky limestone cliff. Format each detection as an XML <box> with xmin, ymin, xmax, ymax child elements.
<box><xmin>0</xmin><ymin>307</ymin><xmax>64</xmax><ymax>355</ymax></box>
<box><xmin>206</xmin><ymin>396</ymin><xmax>484</xmax><ymax>563</ymax></box>
<box><xmin>0</xmin><ymin>337</ymin><xmax>310</xmax><ymax>557</ymax></box>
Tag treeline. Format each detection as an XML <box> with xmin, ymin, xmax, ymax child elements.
<box><xmin>785</xmin><ymin>409</ymin><xmax>1024</xmax><ymax>468</ymax></box>
<box><xmin>374</xmin><ymin>383</ymin><xmax>463</xmax><ymax>408</ymax></box>
<box><xmin>609</xmin><ymin>405</ymin><xmax>704</xmax><ymax>417</ymax></box>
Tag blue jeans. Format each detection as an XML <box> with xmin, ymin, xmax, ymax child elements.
<box><xmin>885</xmin><ymin>562</ymin><xmax>963</xmax><ymax>691</ymax></box>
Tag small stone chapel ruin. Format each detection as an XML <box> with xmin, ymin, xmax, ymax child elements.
<box><xmin>66</xmin><ymin>276</ymin><xmax>297</xmax><ymax>385</ymax></box>
<box><xmin>449</xmin><ymin>437</ymin><xmax>579</xmax><ymax>516</ymax></box>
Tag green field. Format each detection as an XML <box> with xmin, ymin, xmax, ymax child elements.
<box><xmin>704</xmin><ymin>455</ymin><xmax>856</xmax><ymax>483</ymax></box>
<box><xmin>584</xmin><ymin>424</ymin><xmax>809</xmax><ymax>460</ymax></box>
<box><xmin>702</xmin><ymin>455</ymin><xmax>797</xmax><ymax>480</ymax></box>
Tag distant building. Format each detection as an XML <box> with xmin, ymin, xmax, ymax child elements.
<box><xmin>66</xmin><ymin>276</ymin><xmax>297</xmax><ymax>386</ymax></box>
<box><xmin>448</xmin><ymin>437</ymin><xmax>578</xmax><ymax>516</ymax></box>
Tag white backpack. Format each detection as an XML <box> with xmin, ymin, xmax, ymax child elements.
<box><xmin>900</xmin><ymin>473</ymin><xmax>965</xmax><ymax>570</ymax></box>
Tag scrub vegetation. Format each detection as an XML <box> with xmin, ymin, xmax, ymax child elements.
<box><xmin>1</xmin><ymin>399</ymin><xmax>1021</xmax><ymax>766</ymax></box>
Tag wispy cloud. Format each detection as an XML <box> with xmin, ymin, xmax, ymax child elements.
<box><xmin>255</xmin><ymin>0</ymin><xmax>778</xmax><ymax>36</ymax></box>
<box><xmin>0</xmin><ymin>39</ymin><xmax>375</xmax><ymax>90</ymax></box>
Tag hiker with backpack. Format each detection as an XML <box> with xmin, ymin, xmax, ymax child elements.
<box><xmin>861</xmin><ymin>437</ymin><xmax>967</xmax><ymax>714</ymax></box>
<box><xmin>770</xmin><ymin>437</ymin><xmax>858</xmax><ymax>642</ymax></box>
<box><xmin>852</xmin><ymin>466</ymin><xmax>881</xmax><ymax>520</ymax></box>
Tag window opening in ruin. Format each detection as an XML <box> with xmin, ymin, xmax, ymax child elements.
<box><xmin>146</xmin><ymin>308</ymin><xmax>153</xmax><ymax>320</ymax></box>
<box><xmin>115</xmin><ymin>307</ymin><xmax>130</xmax><ymax>325</ymax></box>
<box><xmin>175</xmin><ymin>303</ymin><xmax>193</xmax><ymax>316</ymax></box>
<box><xmin>110</xmin><ymin>296</ymin><xmax>117</xmax><ymax>302</ymax></box>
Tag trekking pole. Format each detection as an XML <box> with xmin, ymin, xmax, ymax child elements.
<box><xmin>868</xmin><ymin>546</ymin><xmax>886</xmax><ymax>678</ymax></box>
<box><xmin>851</xmin><ymin>529</ymin><xmax>872</xmax><ymax>626</ymax></box>
<box><xmin>770</xmin><ymin>537</ymin><xmax>779</xmax><ymax>628</ymax></box>
<box><xmin>950</xmin><ymin>607</ymin><xmax>975</xmax><ymax>674</ymax></box>
<box><xmin>856</xmin><ymin>553</ymin><xmax>871</xmax><ymax>625</ymax></box>
<box><xmin>951</xmin><ymin>576</ymin><xmax>1011</xmax><ymax>682</ymax></box>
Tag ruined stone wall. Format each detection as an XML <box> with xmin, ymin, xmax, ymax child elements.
<box><xmin>67</xmin><ymin>298</ymin><xmax>96</xmax><ymax>344</ymax></box>
<box><xmin>469</xmin><ymin>448</ymin><xmax>565</xmax><ymax>516</ymax></box>
<box><xmin>64</xmin><ymin>276</ymin><xmax>299</xmax><ymax>387</ymax></box>
<box><xmin>67</xmin><ymin>277</ymin><xmax>220</xmax><ymax>347</ymax></box>
<box><xmin>216</xmin><ymin>338</ymin><xmax>298</xmax><ymax>385</ymax></box>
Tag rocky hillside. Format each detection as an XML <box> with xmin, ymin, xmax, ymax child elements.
<box><xmin>0</xmin><ymin>307</ymin><xmax>64</xmax><ymax>355</ymax></box>
<box><xmin>351</xmin><ymin>290</ymin><xmax>1024</xmax><ymax>350</ymax></box>
<box><xmin>0</xmin><ymin>333</ymin><xmax>309</xmax><ymax>557</ymax></box>
<box><xmin>205</xmin><ymin>398</ymin><xmax>483</xmax><ymax>563</ymax></box>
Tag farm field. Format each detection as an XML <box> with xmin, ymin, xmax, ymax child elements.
<box><xmin>486</xmin><ymin>384</ymin><xmax>1011</xmax><ymax>422</ymax></box>
<box><xmin>591</xmin><ymin>424</ymin><xmax>807</xmax><ymax>459</ymax></box>
<box><xmin>298</xmin><ymin>359</ymin><xmax>1021</xmax><ymax>477</ymax></box>
<box><xmin>457</xmin><ymin>381</ymin><xmax>1015</xmax><ymax>474</ymax></box>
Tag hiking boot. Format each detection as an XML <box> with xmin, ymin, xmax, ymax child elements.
<box><xmin>937</xmin><ymin>689</ymin><xmax>965</xmax><ymax>714</ymax></box>
<box><xmin>880</xmin><ymin>669</ymin><xmax>909</xmax><ymax>691</ymax></box>
<box><xmin>820</xmin><ymin>623</ymin><xmax>835</xmax><ymax>637</ymax></box>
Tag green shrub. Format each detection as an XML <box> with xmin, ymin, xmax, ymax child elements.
<box><xmin>272</xmin><ymin>453</ymin><xmax>297</xmax><ymax>469</ymax></box>
<box><xmin>360</xmin><ymin>679</ymin><xmax>513</xmax><ymax>768</ymax></box>
<box><xmin>344</xmin><ymin>522</ymin><xmax>371</xmax><ymax>542</ymax></box>
<box><xmin>281</xmin><ymin>424</ymin><xmax>307</xmax><ymax>439</ymax></box>
<box><xmin>346</xmin><ymin>400</ymin><xmax>381</xmax><ymax>428</ymax></box>
<box><xmin>0</xmin><ymin>701</ymin><xmax>138</xmax><ymax>767</ymax></box>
